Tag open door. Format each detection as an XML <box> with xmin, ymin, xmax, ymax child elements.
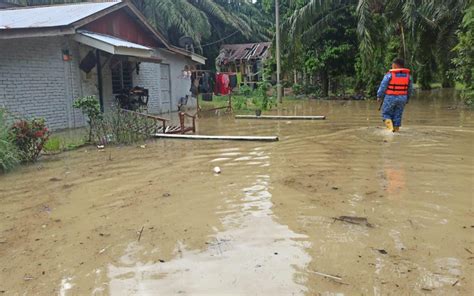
<box><xmin>160</xmin><ymin>64</ymin><xmax>172</xmax><ymax>113</ymax></box>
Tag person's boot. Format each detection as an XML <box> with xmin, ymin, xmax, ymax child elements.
<box><xmin>384</xmin><ymin>119</ymin><xmax>394</xmax><ymax>132</ymax></box>
<box><xmin>393</xmin><ymin>126</ymin><xmax>400</xmax><ymax>132</ymax></box>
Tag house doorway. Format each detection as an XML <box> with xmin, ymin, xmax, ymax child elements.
<box><xmin>160</xmin><ymin>64</ymin><xmax>172</xmax><ymax>113</ymax></box>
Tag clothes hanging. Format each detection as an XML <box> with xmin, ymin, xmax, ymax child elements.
<box><xmin>220</xmin><ymin>73</ymin><xmax>230</xmax><ymax>95</ymax></box>
<box><xmin>229</xmin><ymin>74</ymin><xmax>238</xmax><ymax>89</ymax></box>
<box><xmin>199</xmin><ymin>72</ymin><xmax>211</xmax><ymax>93</ymax></box>
<box><xmin>236</xmin><ymin>73</ymin><xmax>242</xmax><ymax>86</ymax></box>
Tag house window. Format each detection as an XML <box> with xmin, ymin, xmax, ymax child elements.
<box><xmin>111</xmin><ymin>60</ymin><xmax>133</xmax><ymax>94</ymax></box>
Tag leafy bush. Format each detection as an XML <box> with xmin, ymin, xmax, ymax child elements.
<box><xmin>73</xmin><ymin>96</ymin><xmax>102</xmax><ymax>141</ymax></box>
<box><xmin>94</xmin><ymin>110</ymin><xmax>149</xmax><ymax>145</ymax></box>
<box><xmin>252</xmin><ymin>82</ymin><xmax>276</xmax><ymax>111</ymax></box>
<box><xmin>451</xmin><ymin>5</ymin><xmax>473</xmax><ymax>106</ymax></box>
<box><xmin>73</xmin><ymin>96</ymin><xmax>149</xmax><ymax>145</ymax></box>
<box><xmin>10</xmin><ymin>118</ymin><xmax>49</xmax><ymax>163</ymax></box>
<box><xmin>0</xmin><ymin>110</ymin><xmax>20</xmax><ymax>172</ymax></box>
<box><xmin>233</xmin><ymin>95</ymin><xmax>249</xmax><ymax>110</ymax></box>
<box><xmin>292</xmin><ymin>83</ymin><xmax>303</xmax><ymax>95</ymax></box>
<box><xmin>303</xmin><ymin>84</ymin><xmax>322</xmax><ymax>96</ymax></box>
<box><xmin>239</xmin><ymin>84</ymin><xmax>253</xmax><ymax>97</ymax></box>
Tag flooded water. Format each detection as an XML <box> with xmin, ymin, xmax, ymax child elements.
<box><xmin>0</xmin><ymin>89</ymin><xmax>473</xmax><ymax>295</ymax></box>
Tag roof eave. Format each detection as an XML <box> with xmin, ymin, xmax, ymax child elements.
<box><xmin>0</xmin><ymin>26</ymin><xmax>75</xmax><ymax>39</ymax></box>
<box><xmin>74</xmin><ymin>31</ymin><xmax>153</xmax><ymax>58</ymax></box>
<box><xmin>169</xmin><ymin>45</ymin><xmax>206</xmax><ymax>65</ymax></box>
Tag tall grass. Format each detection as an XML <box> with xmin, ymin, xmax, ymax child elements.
<box><xmin>0</xmin><ymin>109</ymin><xmax>20</xmax><ymax>173</ymax></box>
<box><xmin>92</xmin><ymin>109</ymin><xmax>151</xmax><ymax>145</ymax></box>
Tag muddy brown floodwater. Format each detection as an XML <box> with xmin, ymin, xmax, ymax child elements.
<box><xmin>0</xmin><ymin>89</ymin><xmax>473</xmax><ymax>295</ymax></box>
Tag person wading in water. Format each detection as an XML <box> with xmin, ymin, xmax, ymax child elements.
<box><xmin>377</xmin><ymin>58</ymin><xmax>414</xmax><ymax>132</ymax></box>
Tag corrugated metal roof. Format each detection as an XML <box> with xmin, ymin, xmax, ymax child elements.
<box><xmin>0</xmin><ymin>1</ymin><xmax>120</xmax><ymax>29</ymax></box>
<box><xmin>78</xmin><ymin>31</ymin><xmax>152</xmax><ymax>50</ymax></box>
<box><xmin>216</xmin><ymin>42</ymin><xmax>271</xmax><ymax>64</ymax></box>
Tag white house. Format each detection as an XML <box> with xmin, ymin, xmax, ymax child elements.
<box><xmin>0</xmin><ymin>1</ymin><xmax>205</xmax><ymax>130</ymax></box>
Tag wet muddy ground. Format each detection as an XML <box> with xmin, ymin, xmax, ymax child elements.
<box><xmin>0</xmin><ymin>90</ymin><xmax>473</xmax><ymax>295</ymax></box>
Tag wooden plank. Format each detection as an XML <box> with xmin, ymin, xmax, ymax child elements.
<box><xmin>235</xmin><ymin>115</ymin><xmax>326</xmax><ymax>120</ymax></box>
<box><xmin>153</xmin><ymin>134</ymin><xmax>279</xmax><ymax>142</ymax></box>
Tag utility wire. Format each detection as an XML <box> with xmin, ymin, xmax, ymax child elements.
<box><xmin>200</xmin><ymin>30</ymin><xmax>240</xmax><ymax>47</ymax></box>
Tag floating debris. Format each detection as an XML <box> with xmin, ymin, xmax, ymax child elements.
<box><xmin>333</xmin><ymin>216</ymin><xmax>373</xmax><ymax>227</ymax></box>
<box><xmin>308</xmin><ymin>270</ymin><xmax>348</xmax><ymax>285</ymax></box>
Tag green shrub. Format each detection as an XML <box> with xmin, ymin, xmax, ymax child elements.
<box><xmin>239</xmin><ymin>84</ymin><xmax>253</xmax><ymax>97</ymax></box>
<box><xmin>292</xmin><ymin>83</ymin><xmax>303</xmax><ymax>95</ymax></box>
<box><xmin>74</xmin><ymin>96</ymin><xmax>149</xmax><ymax>145</ymax></box>
<box><xmin>451</xmin><ymin>5</ymin><xmax>473</xmax><ymax>106</ymax></box>
<box><xmin>10</xmin><ymin>118</ymin><xmax>49</xmax><ymax>163</ymax></box>
<box><xmin>0</xmin><ymin>110</ymin><xmax>20</xmax><ymax>172</ymax></box>
<box><xmin>253</xmin><ymin>82</ymin><xmax>276</xmax><ymax>111</ymax></box>
<box><xmin>233</xmin><ymin>95</ymin><xmax>250</xmax><ymax>110</ymax></box>
<box><xmin>73</xmin><ymin>96</ymin><xmax>102</xmax><ymax>142</ymax></box>
<box><xmin>97</xmin><ymin>110</ymin><xmax>148</xmax><ymax>144</ymax></box>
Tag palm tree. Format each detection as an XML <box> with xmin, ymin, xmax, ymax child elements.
<box><xmin>131</xmin><ymin>0</ymin><xmax>271</xmax><ymax>52</ymax></box>
<box><xmin>287</xmin><ymin>0</ymin><xmax>469</xmax><ymax>90</ymax></box>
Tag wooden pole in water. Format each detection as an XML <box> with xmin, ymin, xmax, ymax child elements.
<box><xmin>153</xmin><ymin>134</ymin><xmax>279</xmax><ymax>142</ymax></box>
<box><xmin>235</xmin><ymin>115</ymin><xmax>326</xmax><ymax>120</ymax></box>
<box><xmin>275</xmin><ymin>0</ymin><xmax>282</xmax><ymax>104</ymax></box>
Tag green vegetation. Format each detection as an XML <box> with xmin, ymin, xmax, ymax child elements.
<box><xmin>280</xmin><ymin>0</ymin><xmax>470</xmax><ymax>97</ymax></box>
<box><xmin>73</xmin><ymin>96</ymin><xmax>150</xmax><ymax>145</ymax></box>
<box><xmin>0</xmin><ymin>110</ymin><xmax>20</xmax><ymax>173</ymax></box>
<box><xmin>200</xmin><ymin>83</ymin><xmax>277</xmax><ymax>113</ymax></box>
<box><xmin>43</xmin><ymin>137</ymin><xmax>61</xmax><ymax>152</ymax></box>
<box><xmin>73</xmin><ymin>95</ymin><xmax>102</xmax><ymax>142</ymax></box>
<box><xmin>451</xmin><ymin>4</ymin><xmax>474</xmax><ymax>105</ymax></box>
<box><xmin>93</xmin><ymin>111</ymin><xmax>150</xmax><ymax>145</ymax></box>
<box><xmin>43</xmin><ymin>130</ymin><xmax>88</xmax><ymax>153</ymax></box>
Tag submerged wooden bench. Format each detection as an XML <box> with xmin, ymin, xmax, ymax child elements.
<box><xmin>120</xmin><ymin>109</ymin><xmax>196</xmax><ymax>135</ymax></box>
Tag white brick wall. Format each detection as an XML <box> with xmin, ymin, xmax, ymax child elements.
<box><xmin>0</xmin><ymin>36</ymin><xmax>86</xmax><ymax>130</ymax></box>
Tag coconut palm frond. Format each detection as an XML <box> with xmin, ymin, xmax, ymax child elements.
<box><xmin>357</xmin><ymin>0</ymin><xmax>376</xmax><ymax>58</ymax></box>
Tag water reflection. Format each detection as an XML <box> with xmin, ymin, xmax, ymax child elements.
<box><xmin>107</xmin><ymin>149</ymin><xmax>310</xmax><ymax>295</ymax></box>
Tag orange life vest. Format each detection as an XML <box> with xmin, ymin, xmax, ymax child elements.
<box><xmin>385</xmin><ymin>68</ymin><xmax>410</xmax><ymax>96</ymax></box>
